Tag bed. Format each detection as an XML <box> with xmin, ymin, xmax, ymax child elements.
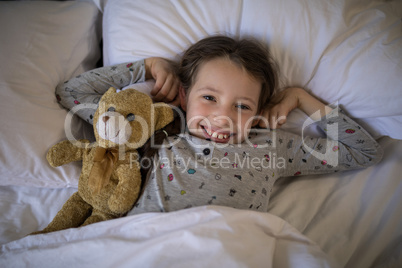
<box><xmin>0</xmin><ymin>0</ymin><xmax>401</xmax><ymax>267</ymax></box>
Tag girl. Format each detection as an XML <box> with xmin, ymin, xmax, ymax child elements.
<box><xmin>56</xmin><ymin>36</ymin><xmax>383</xmax><ymax>215</ymax></box>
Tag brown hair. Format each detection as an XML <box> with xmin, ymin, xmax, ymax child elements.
<box><xmin>178</xmin><ymin>35</ymin><xmax>278</xmax><ymax>112</ymax></box>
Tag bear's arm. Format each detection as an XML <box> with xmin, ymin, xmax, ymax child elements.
<box><xmin>47</xmin><ymin>139</ymin><xmax>90</xmax><ymax>167</ymax></box>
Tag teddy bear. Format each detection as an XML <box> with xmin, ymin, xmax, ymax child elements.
<box><xmin>32</xmin><ymin>87</ymin><xmax>174</xmax><ymax>234</ymax></box>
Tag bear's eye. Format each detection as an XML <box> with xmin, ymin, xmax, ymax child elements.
<box><xmin>108</xmin><ymin>107</ymin><xmax>115</xmax><ymax>112</ymax></box>
<box><xmin>126</xmin><ymin>113</ymin><xmax>135</xmax><ymax>122</ymax></box>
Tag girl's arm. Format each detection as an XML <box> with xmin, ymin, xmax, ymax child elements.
<box><xmin>56</xmin><ymin>58</ymin><xmax>179</xmax><ymax>124</ymax></box>
<box><xmin>260</xmin><ymin>87</ymin><xmax>333</xmax><ymax>129</ymax></box>
<box><xmin>260</xmin><ymin>87</ymin><xmax>383</xmax><ymax>177</ymax></box>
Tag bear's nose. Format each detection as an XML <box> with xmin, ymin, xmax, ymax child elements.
<box><xmin>103</xmin><ymin>116</ymin><xmax>110</xmax><ymax>123</ymax></box>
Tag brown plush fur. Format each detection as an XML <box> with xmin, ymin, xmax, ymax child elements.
<box><xmin>31</xmin><ymin>88</ymin><xmax>173</xmax><ymax>234</ymax></box>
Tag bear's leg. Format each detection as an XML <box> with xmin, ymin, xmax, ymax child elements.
<box><xmin>31</xmin><ymin>192</ymin><xmax>92</xmax><ymax>235</ymax></box>
<box><xmin>81</xmin><ymin>209</ymin><xmax>116</xmax><ymax>226</ymax></box>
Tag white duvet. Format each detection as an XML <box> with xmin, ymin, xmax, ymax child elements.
<box><xmin>0</xmin><ymin>206</ymin><xmax>338</xmax><ymax>268</ymax></box>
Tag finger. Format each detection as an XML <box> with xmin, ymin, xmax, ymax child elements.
<box><xmin>150</xmin><ymin>72</ymin><xmax>166</xmax><ymax>97</ymax></box>
<box><xmin>257</xmin><ymin>109</ymin><xmax>269</xmax><ymax>128</ymax></box>
<box><xmin>276</xmin><ymin>104</ymin><xmax>289</xmax><ymax>126</ymax></box>
<box><xmin>266</xmin><ymin>106</ymin><xmax>277</xmax><ymax>129</ymax></box>
<box><xmin>277</xmin><ymin>116</ymin><xmax>287</xmax><ymax>126</ymax></box>
<box><xmin>159</xmin><ymin>75</ymin><xmax>177</xmax><ymax>102</ymax></box>
<box><xmin>152</xmin><ymin>79</ymin><xmax>171</xmax><ymax>102</ymax></box>
<box><xmin>269</xmin><ymin>108</ymin><xmax>284</xmax><ymax>129</ymax></box>
<box><xmin>157</xmin><ymin>76</ymin><xmax>175</xmax><ymax>102</ymax></box>
<box><xmin>269</xmin><ymin>113</ymin><xmax>278</xmax><ymax>129</ymax></box>
<box><xmin>168</xmin><ymin>96</ymin><xmax>181</xmax><ymax>107</ymax></box>
<box><xmin>164</xmin><ymin>80</ymin><xmax>179</xmax><ymax>103</ymax></box>
<box><xmin>271</xmin><ymin>104</ymin><xmax>290</xmax><ymax>128</ymax></box>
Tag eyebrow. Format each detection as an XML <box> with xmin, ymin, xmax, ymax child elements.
<box><xmin>198</xmin><ymin>87</ymin><xmax>258</xmax><ymax>106</ymax></box>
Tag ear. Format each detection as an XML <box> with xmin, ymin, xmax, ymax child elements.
<box><xmin>102</xmin><ymin>87</ymin><xmax>117</xmax><ymax>100</ymax></box>
<box><xmin>252</xmin><ymin>119</ymin><xmax>260</xmax><ymax>127</ymax></box>
<box><xmin>153</xmin><ymin>103</ymin><xmax>174</xmax><ymax>131</ymax></box>
<box><xmin>96</xmin><ymin>87</ymin><xmax>117</xmax><ymax>114</ymax></box>
<box><xmin>179</xmin><ymin>86</ymin><xmax>187</xmax><ymax>111</ymax></box>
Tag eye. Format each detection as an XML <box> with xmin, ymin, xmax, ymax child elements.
<box><xmin>126</xmin><ymin>113</ymin><xmax>135</xmax><ymax>121</ymax></box>
<box><xmin>236</xmin><ymin>104</ymin><xmax>251</xmax><ymax>110</ymax></box>
<box><xmin>203</xmin><ymin>95</ymin><xmax>216</xmax><ymax>101</ymax></box>
<box><xmin>107</xmin><ymin>107</ymin><xmax>115</xmax><ymax>112</ymax></box>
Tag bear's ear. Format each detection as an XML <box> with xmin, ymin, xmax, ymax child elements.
<box><xmin>153</xmin><ymin>103</ymin><xmax>174</xmax><ymax>131</ymax></box>
<box><xmin>101</xmin><ymin>87</ymin><xmax>117</xmax><ymax>101</ymax></box>
<box><xmin>96</xmin><ymin>87</ymin><xmax>117</xmax><ymax>114</ymax></box>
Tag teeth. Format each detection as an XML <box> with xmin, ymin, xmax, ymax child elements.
<box><xmin>204</xmin><ymin>127</ymin><xmax>230</xmax><ymax>140</ymax></box>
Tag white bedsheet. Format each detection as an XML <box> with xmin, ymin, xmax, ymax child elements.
<box><xmin>0</xmin><ymin>137</ymin><xmax>400</xmax><ymax>268</ymax></box>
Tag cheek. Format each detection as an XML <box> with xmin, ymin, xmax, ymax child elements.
<box><xmin>185</xmin><ymin>102</ymin><xmax>200</xmax><ymax>128</ymax></box>
<box><xmin>233</xmin><ymin>115</ymin><xmax>255</xmax><ymax>143</ymax></box>
<box><xmin>186</xmin><ymin>100</ymin><xmax>209</xmax><ymax>120</ymax></box>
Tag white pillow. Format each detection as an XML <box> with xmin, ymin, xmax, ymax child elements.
<box><xmin>0</xmin><ymin>1</ymin><xmax>102</xmax><ymax>188</ymax></box>
<box><xmin>103</xmin><ymin>0</ymin><xmax>402</xmax><ymax>139</ymax></box>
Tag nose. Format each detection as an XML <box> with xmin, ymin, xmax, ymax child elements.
<box><xmin>211</xmin><ymin>105</ymin><xmax>235</xmax><ymax>127</ymax></box>
<box><xmin>103</xmin><ymin>116</ymin><xmax>110</xmax><ymax>123</ymax></box>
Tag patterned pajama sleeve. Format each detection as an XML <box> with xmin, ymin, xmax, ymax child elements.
<box><xmin>55</xmin><ymin>60</ymin><xmax>147</xmax><ymax>124</ymax></box>
<box><xmin>277</xmin><ymin>107</ymin><xmax>383</xmax><ymax>178</ymax></box>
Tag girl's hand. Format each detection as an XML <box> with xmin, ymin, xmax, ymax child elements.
<box><xmin>258</xmin><ymin>87</ymin><xmax>330</xmax><ymax>129</ymax></box>
<box><xmin>145</xmin><ymin>57</ymin><xmax>180</xmax><ymax>106</ymax></box>
<box><xmin>259</xmin><ymin>87</ymin><xmax>302</xmax><ymax>129</ymax></box>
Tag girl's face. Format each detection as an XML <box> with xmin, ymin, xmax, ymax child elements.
<box><xmin>180</xmin><ymin>57</ymin><xmax>261</xmax><ymax>144</ymax></box>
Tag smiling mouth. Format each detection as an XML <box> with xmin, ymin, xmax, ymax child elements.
<box><xmin>201</xmin><ymin>126</ymin><xmax>234</xmax><ymax>143</ymax></box>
